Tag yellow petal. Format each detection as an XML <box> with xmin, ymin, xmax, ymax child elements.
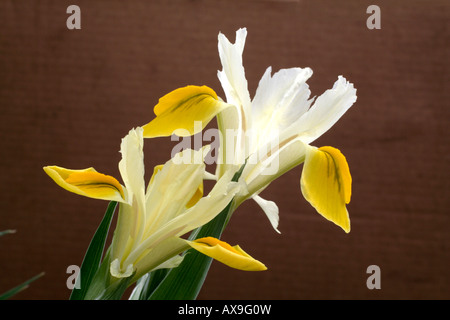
<box><xmin>300</xmin><ymin>146</ymin><xmax>352</xmax><ymax>233</ymax></box>
<box><xmin>188</xmin><ymin>237</ymin><xmax>267</xmax><ymax>271</ymax></box>
<box><xmin>142</xmin><ymin>85</ymin><xmax>230</xmax><ymax>138</ymax></box>
<box><xmin>43</xmin><ymin>166</ymin><xmax>126</xmax><ymax>202</ymax></box>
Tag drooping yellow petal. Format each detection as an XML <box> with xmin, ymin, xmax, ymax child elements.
<box><xmin>43</xmin><ymin>166</ymin><xmax>126</xmax><ymax>202</ymax></box>
<box><xmin>188</xmin><ymin>237</ymin><xmax>267</xmax><ymax>271</ymax></box>
<box><xmin>300</xmin><ymin>146</ymin><xmax>352</xmax><ymax>233</ymax></box>
<box><xmin>142</xmin><ymin>85</ymin><xmax>231</xmax><ymax>138</ymax></box>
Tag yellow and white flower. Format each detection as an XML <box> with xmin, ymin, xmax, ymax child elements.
<box><xmin>44</xmin><ymin>127</ymin><xmax>266</xmax><ymax>284</ymax></box>
<box><xmin>142</xmin><ymin>28</ymin><xmax>357</xmax><ymax>233</ymax></box>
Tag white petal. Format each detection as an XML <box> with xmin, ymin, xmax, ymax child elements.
<box><xmin>150</xmin><ymin>255</ymin><xmax>184</xmax><ymax>271</ymax></box>
<box><xmin>137</xmin><ymin>171</ymin><xmax>242</xmax><ymax>253</ymax></box>
<box><xmin>131</xmin><ymin>237</ymin><xmax>190</xmax><ymax>282</ymax></box>
<box><xmin>203</xmin><ymin>171</ymin><xmax>217</xmax><ymax>181</ymax></box>
<box><xmin>110</xmin><ymin>258</ymin><xmax>134</xmax><ymax>279</ymax></box>
<box><xmin>252</xmin><ymin>195</ymin><xmax>280</xmax><ymax>233</ymax></box>
<box><xmin>217</xmin><ymin>28</ymin><xmax>252</xmax><ymax>128</ymax></box>
<box><xmin>291</xmin><ymin>76</ymin><xmax>357</xmax><ymax>144</ymax></box>
<box><xmin>252</xmin><ymin>67</ymin><xmax>313</xmax><ymax>132</ymax></box>
<box><xmin>240</xmin><ymin>137</ymin><xmax>307</xmax><ymax>197</ymax></box>
<box><xmin>117</xmin><ymin>128</ymin><xmax>147</xmax><ymax>258</ymax></box>
<box><xmin>144</xmin><ymin>148</ymin><xmax>206</xmax><ymax>236</ymax></box>
<box><xmin>172</xmin><ymin>170</ymin><xmax>242</xmax><ymax>235</ymax></box>
<box><xmin>118</xmin><ymin>127</ymin><xmax>146</xmax><ymax>207</ymax></box>
<box><xmin>110</xmin><ymin>203</ymin><xmax>135</xmax><ymax>263</ymax></box>
<box><xmin>216</xmin><ymin>106</ymin><xmax>246</xmax><ymax>178</ymax></box>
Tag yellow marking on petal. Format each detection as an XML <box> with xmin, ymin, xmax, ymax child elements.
<box><xmin>149</xmin><ymin>165</ymin><xmax>164</xmax><ymax>186</ymax></box>
<box><xmin>188</xmin><ymin>237</ymin><xmax>267</xmax><ymax>271</ymax></box>
<box><xmin>65</xmin><ymin>171</ymin><xmax>125</xmax><ymax>198</ymax></box>
<box><xmin>300</xmin><ymin>146</ymin><xmax>352</xmax><ymax>233</ymax></box>
<box><xmin>142</xmin><ymin>85</ymin><xmax>230</xmax><ymax>138</ymax></box>
<box><xmin>186</xmin><ymin>181</ymin><xmax>203</xmax><ymax>208</ymax></box>
<box><xmin>147</xmin><ymin>163</ymin><xmax>202</xmax><ymax>208</ymax></box>
<box><xmin>43</xmin><ymin>166</ymin><xmax>125</xmax><ymax>202</ymax></box>
<box><xmin>195</xmin><ymin>237</ymin><xmax>241</xmax><ymax>254</ymax></box>
<box><xmin>153</xmin><ymin>86</ymin><xmax>218</xmax><ymax>115</ymax></box>
<box><xmin>319</xmin><ymin>146</ymin><xmax>352</xmax><ymax>204</ymax></box>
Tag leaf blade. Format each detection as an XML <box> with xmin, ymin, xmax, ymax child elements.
<box><xmin>69</xmin><ymin>201</ymin><xmax>118</xmax><ymax>300</ymax></box>
<box><xmin>0</xmin><ymin>272</ymin><xmax>45</xmax><ymax>300</ymax></box>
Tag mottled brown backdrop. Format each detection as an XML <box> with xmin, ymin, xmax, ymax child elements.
<box><xmin>0</xmin><ymin>0</ymin><xmax>448</xmax><ymax>299</ymax></box>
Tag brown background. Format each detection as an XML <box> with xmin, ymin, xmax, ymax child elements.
<box><xmin>0</xmin><ymin>0</ymin><xmax>448</xmax><ymax>300</ymax></box>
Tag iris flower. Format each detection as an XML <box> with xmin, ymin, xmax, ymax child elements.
<box><xmin>44</xmin><ymin>127</ymin><xmax>266</xmax><ymax>286</ymax></box>
<box><xmin>142</xmin><ymin>28</ymin><xmax>357</xmax><ymax>233</ymax></box>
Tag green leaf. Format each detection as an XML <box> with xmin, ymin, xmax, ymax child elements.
<box><xmin>69</xmin><ymin>201</ymin><xmax>118</xmax><ymax>300</ymax></box>
<box><xmin>84</xmin><ymin>249</ymin><xmax>133</xmax><ymax>300</ymax></box>
<box><xmin>0</xmin><ymin>272</ymin><xmax>45</xmax><ymax>300</ymax></box>
<box><xmin>82</xmin><ymin>249</ymin><xmax>112</xmax><ymax>299</ymax></box>
<box><xmin>94</xmin><ymin>275</ymin><xmax>134</xmax><ymax>300</ymax></box>
<box><xmin>0</xmin><ymin>230</ymin><xmax>16</xmax><ymax>237</ymax></box>
<box><xmin>129</xmin><ymin>269</ymin><xmax>168</xmax><ymax>300</ymax></box>
<box><xmin>0</xmin><ymin>230</ymin><xmax>44</xmax><ymax>299</ymax></box>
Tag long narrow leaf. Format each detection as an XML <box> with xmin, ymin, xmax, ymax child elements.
<box><xmin>83</xmin><ymin>249</ymin><xmax>134</xmax><ymax>300</ymax></box>
<box><xmin>95</xmin><ymin>277</ymin><xmax>133</xmax><ymax>300</ymax></box>
<box><xmin>0</xmin><ymin>230</ymin><xmax>16</xmax><ymax>237</ymax></box>
<box><xmin>69</xmin><ymin>201</ymin><xmax>118</xmax><ymax>300</ymax></box>
<box><xmin>0</xmin><ymin>230</ymin><xmax>44</xmax><ymax>299</ymax></box>
<box><xmin>129</xmin><ymin>269</ymin><xmax>168</xmax><ymax>300</ymax></box>
<box><xmin>0</xmin><ymin>272</ymin><xmax>44</xmax><ymax>300</ymax></box>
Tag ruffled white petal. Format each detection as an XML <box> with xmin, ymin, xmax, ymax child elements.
<box><xmin>216</xmin><ymin>28</ymin><xmax>252</xmax><ymax>178</ymax></box>
<box><xmin>291</xmin><ymin>76</ymin><xmax>357</xmax><ymax>145</ymax></box>
<box><xmin>217</xmin><ymin>28</ymin><xmax>252</xmax><ymax>118</ymax></box>
<box><xmin>113</xmin><ymin>128</ymin><xmax>148</xmax><ymax>269</ymax></box>
<box><xmin>118</xmin><ymin>127</ymin><xmax>146</xmax><ymax>207</ymax></box>
<box><xmin>251</xmin><ymin>67</ymin><xmax>313</xmax><ymax>146</ymax></box>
